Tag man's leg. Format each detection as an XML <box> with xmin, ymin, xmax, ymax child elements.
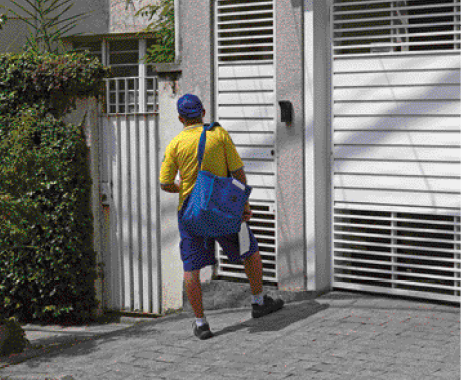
<box><xmin>243</xmin><ymin>251</ymin><xmax>263</xmax><ymax>296</ymax></box>
<box><xmin>184</xmin><ymin>269</ymin><xmax>204</xmax><ymax>318</ymax></box>
<box><xmin>243</xmin><ymin>250</ymin><xmax>284</xmax><ymax>318</ymax></box>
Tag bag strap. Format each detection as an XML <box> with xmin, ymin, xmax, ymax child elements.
<box><xmin>197</xmin><ymin>122</ymin><xmax>220</xmax><ymax>169</ymax></box>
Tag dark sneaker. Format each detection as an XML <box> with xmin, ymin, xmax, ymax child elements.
<box><xmin>193</xmin><ymin>322</ymin><xmax>214</xmax><ymax>340</ymax></box>
<box><xmin>252</xmin><ymin>295</ymin><xmax>284</xmax><ymax>319</ymax></box>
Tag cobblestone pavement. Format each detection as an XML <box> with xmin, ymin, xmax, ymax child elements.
<box><xmin>0</xmin><ymin>290</ymin><xmax>459</xmax><ymax>380</ymax></box>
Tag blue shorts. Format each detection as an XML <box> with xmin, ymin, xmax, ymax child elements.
<box><xmin>178</xmin><ymin>196</ymin><xmax>259</xmax><ymax>272</ymax></box>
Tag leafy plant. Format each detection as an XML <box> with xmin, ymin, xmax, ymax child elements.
<box><xmin>0</xmin><ymin>51</ymin><xmax>109</xmax><ymax>324</ymax></box>
<box><xmin>126</xmin><ymin>0</ymin><xmax>175</xmax><ymax>63</ymax></box>
<box><xmin>0</xmin><ymin>50</ymin><xmax>110</xmax><ymax>118</ymax></box>
<box><xmin>0</xmin><ymin>317</ymin><xmax>30</xmax><ymax>355</ymax></box>
<box><xmin>4</xmin><ymin>0</ymin><xmax>93</xmax><ymax>54</ymax></box>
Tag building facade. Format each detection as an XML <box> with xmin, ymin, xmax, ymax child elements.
<box><xmin>0</xmin><ymin>0</ymin><xmax>459</xmax><ymax>310</ymax></box>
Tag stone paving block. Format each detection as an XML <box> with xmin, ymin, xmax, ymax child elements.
<box><xmin>205</xmin><ymin>366</ymin><xmax>254</xmax><ymax>378</ymax></box>
<box><xmin>306</xmin><ymin>370</ymin><xmax>345</xmax><ymax>380</ymax></box>
<box><xmin>162</xmin><ymin>370</ymin><xmax>206</xmax><ymax>380</ymax></box>
<box><xmin>131</xmin><ymin>358</ymin><xmax>173</xmax><ymax>372</ymax></box>
<box><xmin>377</xmin><ymin>371</ymin><xmax>432</xmax><ymax>380</ymax></box>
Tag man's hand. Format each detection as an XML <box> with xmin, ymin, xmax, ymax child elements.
<box><xmin>242</xmin><ymin>202</ymin><xmax>252</xmax><ymax>222</ymax></box>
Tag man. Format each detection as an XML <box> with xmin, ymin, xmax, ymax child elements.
<box><xmin>160</xmin><ymin>94</ymin><xmax>284</xmax><ymax>340</ymax></box>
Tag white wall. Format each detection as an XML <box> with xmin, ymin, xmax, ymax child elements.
<box><xmin>157</xmin><ymin>73</ymin><xmax>185</xmax><ymax>312</ymax></box>
<box><xmin>305</xmin><ymin>0</ymin><xmax>332</xmax><ymax>293</ymax></box>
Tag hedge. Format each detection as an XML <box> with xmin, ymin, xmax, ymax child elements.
<box><xmin>0</xmin><ymin>50</ymin><xmax>111</xmax><ymax>323</ymax></box>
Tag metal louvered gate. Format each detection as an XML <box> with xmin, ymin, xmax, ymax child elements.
<box><xmin>331</xmin><ymin>0</ymin><xmax>461</xmax><ymax>302</ymax></box>
<box><xmin>215</xmin><ymin>0</ymin><xmax>278</xmax><ymax>283</ymax></box>
<box><xmin>100</xmin><ymin>76</ymin><xmax>162</xmax><ymax>313</ymax></box>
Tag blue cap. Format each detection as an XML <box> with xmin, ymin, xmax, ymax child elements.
<box><xmin>177</xmin><ymin>94</ymin><xmax>203</xmax><ymax>118</ymax></box>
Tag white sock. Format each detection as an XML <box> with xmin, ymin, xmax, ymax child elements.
<box><xmin>251</xmin><ymin>293</ymin><xmax>264</xmax><ymax>305</ymax></box>
<box><xmin>196</xmin><ymin>317</ymin><xmax>207</xmax><ymax>327</ymax></box>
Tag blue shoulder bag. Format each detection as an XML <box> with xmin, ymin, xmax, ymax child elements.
<box><xmin>181</xmin><ymin>122</ymin><xmax>252</xmax><ymax>238</ymax></box>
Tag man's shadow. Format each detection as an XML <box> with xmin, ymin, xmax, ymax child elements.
<box><xmin>213</xmin><ymin>301</ymin><xmax>329</xmax><ymax>337</ymax></box>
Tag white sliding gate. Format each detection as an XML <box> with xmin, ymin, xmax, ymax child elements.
<box><xmin>331</xmin><ymin>0</ymin><xmax>461</xmax><ymax>302</ymax></box>
<box><xmin>215</xmin><ymin>0</ymin><xmax>278</xmax><ymax>283</ymax></box>
<box><xmin>100</xmin><ymin>76</ymin><xmax>162</xmax><ymax>313</ymax></box>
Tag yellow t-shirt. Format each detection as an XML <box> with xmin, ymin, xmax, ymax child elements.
<box><xmin>159</xmin><ymin>123</ymin><xmax>244</xmax><ymax>211</ymax></box>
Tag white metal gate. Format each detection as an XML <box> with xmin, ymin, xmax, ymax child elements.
<box><xmin>215</xmin><ymin>0</ymin><xmax>278</xmax><ymax>283</ymax></box>
<box><xmin>100</xmin><ymin>76</ymin><xmax>162</xmax><ymax>313</ymax></box>
<box><xmin>331</xmin><ymin>0</ymin><xmax>461</xmax><ymax>302</ymax></box>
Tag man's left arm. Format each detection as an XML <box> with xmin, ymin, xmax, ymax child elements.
<box><xmin>160</xmin><ymin>182</ymin><xmax>180</xmax><ymax>193</ymax></box>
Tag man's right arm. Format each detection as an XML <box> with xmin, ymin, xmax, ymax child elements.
<box><xmin>230</xmin><ymin>167</ymin><xmax>252</xmax><ymax>222</ymax></box>
<box><xmin>230</xmin><ymin>167</ymin><xmax>247</xmax><ymax>185</ymax></box>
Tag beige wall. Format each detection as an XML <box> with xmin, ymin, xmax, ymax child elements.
<box><xmin>109</xmin><ymin>0</ymin><xmax>159</xmax><ymax>34</ymax></box>
<box><xmin>0</xmin><ymin>0</ymin><xmax>162</xmax><ymax>54</ymax></box>
<box><xmin>0</xmin><ymin>0</ymin><xmax>109</xmax><ymax>53</ymax></box>
<box><xmin>275</xmin><ymin>0</ymin><xmax>306</xmax><ymax>291</ymax></box>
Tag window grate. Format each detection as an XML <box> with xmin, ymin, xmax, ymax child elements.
<box><xmin>333</xmin><ymin>0</ymin><xmax>461</xmax><ymax>56</ymax></box>
<box><xmin>333</xmin><ymin>208</ymin><xmax>461</xmax><ymax>302</ymax></box>
<box><xmin>217</xmin><ymin>0</ymin><xmax>275</xmax><ymax>63</ymax></box>
<box><xmin>217</xmin><ymin>202</ymin><xmax>277</xmax><ymax>282</ymax></box>
<box><xmin>104</xmin><ymin>77</ymin><xmax>158</xmax><ymax>115</ymax></box>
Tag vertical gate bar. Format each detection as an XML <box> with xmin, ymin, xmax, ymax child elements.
<box><xmin>150</xmin><ymin>108</ymin><xmax>162</xmax><ymax>314</ymax></box>
<box><xmin>131</xmin><ymin>114</ymin><xmax>141</xmax><ymax>312</ymax></box>
<box><xmin>101</xmin><ymin>113</ymin><xmax>110</xmax><ymax>310</ymax></box>
<box><xmin>107</xmin><ymin>116</ymin><xmax>114</xmax><ymax>309</ymax></box>
<box><xmin>140</xmin><ymin>114</ymin><xmax>152</xmax><ymax>313</ymax></box>
<box><xmin>153</xmin><ymin>79</ymin><xmax>161</xmax><ymax>313</ymax></box>
<box><xmin>114</xmin><ymin>114</ymin><xmax>124</xmax><ymax>310</ymax></box>
<box><xmin>121</xmin><ymin>112</ymin><xmax>133</xmax><ymax>311</ymax></box>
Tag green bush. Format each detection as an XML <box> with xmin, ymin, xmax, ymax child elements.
<box><xmin>0</xmin><ymin>50</ymin><xmax>108</xmax><ymax>118</ymax></box>
<box><xmin>0</xmin><ymin>50</ymin><xmax>110</xmax><ymax>324</ymax></box>
<box><xmin>0</xmin><ymin>317</ymin><xmax>30</xmax><ymax>356</ymax></box>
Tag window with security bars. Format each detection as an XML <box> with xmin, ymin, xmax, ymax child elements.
<box><xmin>333</xmin><ymin>0</ymin><xmax>461</xmax><ymax>55</ymax></box>
<box><xmin>109</xmin><ymin>39</ymin><xmax>139</xmax><ymax>77</ymax></box>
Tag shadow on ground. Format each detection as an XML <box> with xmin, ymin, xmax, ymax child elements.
<box><xmin>213</xmin><ymin>300</ymin><xmax>329</xmax><ymax>337</ymax></box>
